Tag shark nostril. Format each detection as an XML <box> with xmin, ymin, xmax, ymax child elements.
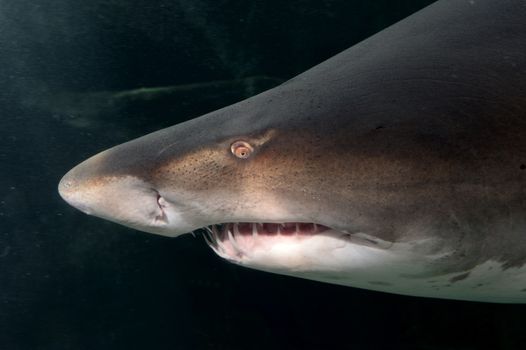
<box><xmin>157</xmin><ymin>193</ymin><xmax>168</xmax><ymax>209</ymax></box>
<box><xmin>154</xmin><ymin>192</ymin><xmax>169</xmax><ymax>224</ymax></box>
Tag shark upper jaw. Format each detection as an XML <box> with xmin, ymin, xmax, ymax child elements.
<box><xmin>58</xmin><ymin>171</ymin><xmax>382</xmax><ymax>265</ymax></box>
<box><xmin>57</xmin><ymin>170</ymin><xmax>319</xmax><ymax>234</ymax></box>
<box><xmin>58</xmin><ymin>164</ymin><xmax>393</xmax><ymax>274</ymax></box>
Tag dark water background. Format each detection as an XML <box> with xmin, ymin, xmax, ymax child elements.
<box><xmin>1</xmin><ymin>0</ymin><xmax>525</xmax><ymax>349</ymax></box>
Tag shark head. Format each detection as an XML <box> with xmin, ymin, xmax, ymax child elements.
<box><xmin>59</xmin><ymin>87</ymin><xmax>391</xmax><ymax>278</ymax></box>
<box><xmin>59</xmin><ymin>0</ymin><xmax>526</xmax><ymax>303</ymax></box>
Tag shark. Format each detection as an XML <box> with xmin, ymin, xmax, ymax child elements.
<box><xmin>58</xmin><ymin>0</ymin><xmax>526</xmax><ymax>303</ymax></box>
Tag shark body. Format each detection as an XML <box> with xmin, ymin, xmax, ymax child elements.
<box><xmin>59</xmin><ymin>0</ymin><xmax>526</xmax><ymax>303</ymax></box>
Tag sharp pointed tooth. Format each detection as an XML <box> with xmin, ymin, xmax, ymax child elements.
<box><xmin>203</xmin><ymin>231</ymin><xmax>218</xmax><ymax>250</ymax></box>
<box><xmin>210</xmin><ymin>233</ymin><xmax>218</xmax><ymax>246</ymax></box>
<box><xmin>204</xmin><ymin>233</ymin><xmax>223</xmax><ymax>257</ymax></box>
<box><xmin>295</xmin><ymin>223</ymin><xmax>299</xmax><ymax>235</ymax></box>
<box><xmin>220</xmin><ymin>224</ymin><xmax>230</xmax><ymax>240</ymax></box>
<box><xmin>277</xmin><ymin>224</ymin><xmax>282</xmax><ymax>235</ymax></box>
<box><xmin>190</xmin><ymin>230</ymin><xmax>196</xmax><ymax>238</ymax></box>
<box><xmin>227</xmin><ymin>228</ymin><xmax>243</xmax><ymax>253</ymax></box>
<box><xmin>209</xmin><ymin>225</ymin><xmax>219</xmax><ymax>245</ymax></box>
<box><xmin>252</xmin><ymin>223</ymin><xmax>257</xmax><ymax>237</ymax></box>
<box><xmin>234</xmin><ymin>223</ymin><xmax>240</xmax><ymax>235</ymax></box>
<box><xmin>210</xmin><ymin>245</ymin><xmax>222</xmax><ymax>256</ymax></box>
<box><xmin>211</xmin><ymin>231</ymin><xmax>226</xmax><ymax>255</ymax></box>
<box><xmin>203</xmin><ymin>232</ymin><xmax>213</xmax><ymax>245</ymax></box>
<box><xmin>204</xmin><ymin>226</ymin><xmax>217</xmax><ymax>245</ymax></box>
<box><xmin>313</xmin><ymin>223</ymin><xmax>318</xmax><ymax>232</ymax></box>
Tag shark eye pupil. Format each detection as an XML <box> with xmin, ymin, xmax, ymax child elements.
<box><xmin>231</xmin><ymin>141</ymin><xmax>253</xmax><ymax>159</ymax></box>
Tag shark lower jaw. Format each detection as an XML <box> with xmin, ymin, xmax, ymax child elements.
<box><xmin>201</xmin><ymin>222</ymin><xmax>350</xmax><ymax>267</ymax></box>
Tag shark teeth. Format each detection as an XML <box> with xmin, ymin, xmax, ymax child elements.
<box><xmin>202</xmin><ymin>222</ymin><xmax>328</xmax><ymax>239</ymax></box>
<box><xmin>202</xmin><ymin>226</ymin><xmax>222</xmax><ymax>256</ymax></box>
<box><xmin>228</xmin><ymin>224</ymin><xmax>244</xmax><ymax>255</ymax></box>
<box><xmin>199</xmin><ymin>222</ymin><xmax>341</xmax><ymax>263</ymax></box>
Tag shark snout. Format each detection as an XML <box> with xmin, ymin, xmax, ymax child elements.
<box><xmin>58</xmin><ymin>154</ymin><xmax>193</xmax><ymax>237</ymax></box>
<box><xmin>58</xmin><ymin>173</ymin><xmax>93</xmax><ymax>215</ymax></box>
<box><xmin>58</xmin><ymin>156</ymin><xmax>166</xmax><ymax>231</ymax></box>
<box><xmin>58</xmin><ymin>160</ymin><xmax>105</xmax><ymax>215</ymax></box>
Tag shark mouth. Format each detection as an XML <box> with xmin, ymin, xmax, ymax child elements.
<box><xmin>201</xmin><ymin>222</ymin><xmax>331</xmax><ymax>260</ymax></box>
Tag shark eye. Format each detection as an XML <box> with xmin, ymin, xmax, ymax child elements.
<box><xmin>231</xmin><ymin>141</ymin><xmax>253</xmax><ymax>159</ymax></box>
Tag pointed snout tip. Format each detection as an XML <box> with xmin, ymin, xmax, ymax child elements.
<box><xmin>58</xmin><ymin>170</ymin><xmax>78</xmax><ymax>207</ymax></box>
<box><xmin>57</xmin><ymin>167</ymin><xmax>92</xmax><ymax>214</ymax></box>
<box><xmin>57</xmin><ymin>172</ymin><xmax>73</xmax><ymax>201</ymax></box>
<box><xmin>58</xmin><ymin>173</ymin><xmax>72</xmax><ymax>200</ymax></box>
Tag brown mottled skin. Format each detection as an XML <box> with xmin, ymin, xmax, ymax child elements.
<box><xmin>61</xmin><ymin>0</ymin><xmax>526</xmax><ymax>277</ymax></box>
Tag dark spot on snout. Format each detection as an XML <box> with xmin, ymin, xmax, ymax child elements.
<box><xmin>522</xmin><ymin>288</ymin><xmax>526</xmax><ymax>292</ymax></box>
<box><xmin>450</xmin><ymin>272</ymin><xmax>470</xmax><ymax>283</ymax></box>
<box><xmin>375</xmin><ymin>125</ymin><xmax>385</xmax><ymax>130</ymax></box>
<box><xmin>520</xmin><ymin>164</ymin><xmax>526</xmax><ymax>170</ymax></box>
